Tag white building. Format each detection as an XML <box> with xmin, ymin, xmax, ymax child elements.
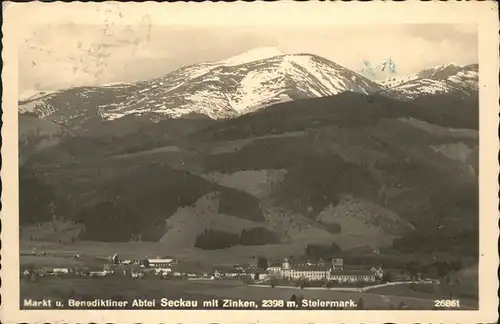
<box><xmin>266</xmin><ymin>264</ymin><xmax>282</xmax><ymax>276</ymax></box>
<box><xmin>332</xmin><ymin>258</ymin><xmax>344</xmax><ymax>270</ymax></box>
<box><xmin>370</xmin><ymin>266</ymin><xmax>384</xmax><ymax>279</ymax></box>
<box><xmin>52</xmin><ymin>268</ymin><xmax>69</xmax><ymax>274</ymax></box>
<box><xmin>131</xmin><ymin>272</ymin><xmax>145</xmax><ymax>279</ymax></box>
<box><xmin>267</xmin><ymin>258</ymin><xmax>379</xmax><ymax>283</ymax></box>
<box><xmin>155</xmin><ymin>268</ymin><xmax>172</xmax><ymax>275</ymax></box>
<box><xmin>147</xmin><ymin>257</ymin><xmax>177</xmax><ymax>268</ymax></box>
<box><xmin>89</xmin><ymin>270</ymin><xmax>111</xmax><ymax>277</ymax></box>
<box><xmin>111</xmin><ymin>253</ymin><xmax>177</xmax><ymax>268</ymax></box>
<box><xmin>280</xmin><ymin>258</ymin><xmax>331</xmax><ymax>281</ymax></box>
<box><xmin>329</xmin><ymin>270</ymin><xmax>376</xmax><ymax>283</ymax></box>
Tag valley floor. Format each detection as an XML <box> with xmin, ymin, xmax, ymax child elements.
<box><xmin>20</xmin><ymin>277</ymin><xmax>478</xmax><ymax>310</ymax></box>
<box><xmin>20</xmin><ymin>240</ymin><xmax>309</xmax><ymax>266</ymax></box>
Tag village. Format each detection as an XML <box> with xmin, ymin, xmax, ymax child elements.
<box><xmin>21</xmin><ymin>250</ymin><xmax>427</xmax><ymax>289</ymax></box>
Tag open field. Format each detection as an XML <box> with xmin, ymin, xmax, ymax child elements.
<box><xmin>21</xmin><ymin>255</ymin><xmax>90</xmax><ymax>268</ymax></box>
<box><xmin>20</xmin><ymin>240</ymin><xmax>296</xmax><ymax>266</ymax></box>
<box><xmin>20</xmin><ymin>277</ymin><xmax>477</xmax><ymax>310</ymax></box>
<box><xmin>20</xmin><ymin>239</ymin><xmax>329</xmax><ymax>266</ymax></box>
<box><xmin>368</xmin><ymin>282</ymin><xmax>478</xmax><ymax>304</ymax></box>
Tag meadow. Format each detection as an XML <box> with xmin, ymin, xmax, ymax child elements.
<box><xmin>20</xmin><ymin>277</ymin><xmax>477</xmax><ymax>310</ymax></box>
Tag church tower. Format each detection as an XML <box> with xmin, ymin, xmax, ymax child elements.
<box><xmin>282</xmin><ymin>257</ymin><xmax>290</xmax><ymax>270</ymax></box>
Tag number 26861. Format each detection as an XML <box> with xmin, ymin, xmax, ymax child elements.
<box><xmin>434</xmin><ymin>299</ymin><xmax>460</xmax><ymax>308</ymax></box>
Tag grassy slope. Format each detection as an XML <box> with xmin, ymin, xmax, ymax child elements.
<box><xmin>192</xmin><ymin>92</ymin><xmax>478</xmax><ymax>255</ymax></box>
<box><xmin>19</xmin><ymin>114</ymin><xmax>68</xmax><ymax>165</ymax></box>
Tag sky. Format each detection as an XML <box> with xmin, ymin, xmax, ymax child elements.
<box><xmin>16</xmin><ymin>4</ymin><xmax>478</xmax><ymax>99</ymax></box>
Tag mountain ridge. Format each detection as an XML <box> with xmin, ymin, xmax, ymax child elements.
<box><xmin>18</xmin><ymin>50</ymin><xmax>385</xmax><ymax>126</ymax></box>
<box><xmin>19</xmin><ymin>57</ymin><xmax>479</xmax><ymax>130</ymax></box>
<box><xmin>380</xmin><ymin>63</ymin><xmax>478</xmax><ymax>100</ymax></box>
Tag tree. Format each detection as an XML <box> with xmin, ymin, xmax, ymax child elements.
<box><xmin>270</xmin><ymin>276</ymin><xmax>278</xmax><ymax>288</ymax></box>
<box><xmin>194</xmin><ymin>228</ymin><xmax>240</xmax><ymax>250</ymax></box>
<box><xmin>304</xmin><ymin>241</ymin><xmax>342</xmax><ymax>261</ymax></box>
<box><xmin>382</xmin><ymin>271</ymin><xmax>394</xmax><ymax>283</ymax></box>
<box><xmin>241</xmin><ymin>276</ymin><xmax>252</xmax><ymax>285</ymax></box>
<box><xmin>240</xmin><ymin>227</ymin><xmax>278</xmax><ymax>246</ymax></box>
<box><xmin>257</xmin><ymin>256</ymin><xmax>268</xmax><ymax>270</ymax></box>
<box><xmin>296</xmin><ymin>294</ymin><xmax>304</xmax><ymax>306</ymax></box>
<box><xmin>29</xmin><ymin>272</ymin><xmax>40</xmax><ymax>282</ymax></box>
<box><xmin>141</xmin><ymin>259</ymin><xmax>150</xmax><ymax>268</ymax></box>
<box><xmin>409</xmin><ymin>282</ymin><xmax>417</xmax><ymax>291</ymax></box>
<box><xmin>357</xmin><ymin>298</ymin><xmax>364</xmax><ymax>309</ymax></box>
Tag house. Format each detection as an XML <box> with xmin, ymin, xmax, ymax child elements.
<box><xmin>370</xmin><ymin>266</ymin><xmax>384</xmax><ymax>279</ymax></box>
<box><xmin>41</xmin><ymin>267</ymin><xmax>56</xmax><ymax>276</ymax></box>
<box><xmin>247</xmin><ymin>268</ymin><xmax>268</xmax><ymax>281</ymax></box>
<box><xmin>131</xmin><ymin>272</ymin><xmax>145</xmax><ymax>279</ymax></box>
<box><xmin>155</xmin><ymin>267</ymin><xmax>172</xmax><ymax>275</ymax></box>
<box><xmin>147</xmin><ymin>257</ymin><xmax>177</xmax><ymax>268</ymax></box>
<box><xmin>225</xmin><ymin>269</ymin><xmax>244</xmax><ymax>278</ymax></box>
<box><xmin>89</xmin><ymin>270</ymin><xmax>108</xmax><ymax>277</ymax></box>
<box><xmin>214</xmin><ymin>266</ymin><xmax>244</xmax><ymax>278</ymax></box>
<box><xmin>234</xmin><ymin>263</ymin><xmax>255</xmax><ymax>272</ymax></box>
<box><xmin>266</xmin><ymin>263</ymin><xmax>282</xmax><ymax>276</ymax></box>
<box><xmin>52</xmin><ymin>268</ymin><xmax>70</xmax><ymax>275</ymax></box>
<box><xmin>22</xmin><ymin>269</ymin><xmax>33</xmax><ymax>277</ymax></box>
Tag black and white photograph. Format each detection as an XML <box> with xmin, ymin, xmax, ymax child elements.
<box><xmin>1</xmin><ymin>2</ymin><xmax>498</xmax><ymax>323</ymax></box>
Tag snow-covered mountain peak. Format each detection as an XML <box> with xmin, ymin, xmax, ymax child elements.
<box><xmin>19</xmin><ymin>90</ymin><xmax>59</xmax><ymax>103</ymax></box>
<box><xmin>221</xmin><ymin>47</ymin><xmax>284</xmax><ymax>66</ymax></box>
<box><xmin>383</xmin><ymin>63</ymin><xmax>478</xmax><ymax>100</ymax></box>
<box><xmin>102</xmin><ymin>81</ymin><xmax>132</xmax><ymax>87</ymax></box>
<box><xmin>434</xmin><ymin>63</ymin><xmax>460</xmax><ymax>70</ymax></box>
<box><xmin>19</xmin><ymin>51</ymin><xmax>384</xmax><ymax>124</ymax></box>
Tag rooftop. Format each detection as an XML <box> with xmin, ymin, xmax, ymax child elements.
<box><xmin>331</xmin><ymin>270</ymin><xmax>375</xmax><ymax>276</ymax></box>
<box><xmin>289</xmin><ymin>265</ymin><xmax>332</xmax><ymax>271</ymax></box>
<box><xmin>148</xmin><ymin>258</ymin><xmax>176</xmax><ymax>262</ymax></box>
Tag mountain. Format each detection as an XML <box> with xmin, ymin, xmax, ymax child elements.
<box><xmin>18</xmin><ymin>48</ymin><xmax>384</xmax><ymax>127</ymax></box>
<box><xmin>21</xmin><ymin>114</ymin><xmax>216</xmax><ymax>167</ymax></box>
<box><xmin>20</xmin><ymin>91</ymin><xmax>478</xmax><ymax>261</ymax></box>
<box><xmin>193</xmin><ymin>91</ymin><xmax>478</xmax><ymax>142</ymax></box>
<box><xmin>381</xmin><ymin>63</ymin><xmax>478</xmax><ymax>100</ymax></box>
<box><xmin>19</xmin><ymin>113</ymin><xmax>70</xmax><ymax>165</ymax></box>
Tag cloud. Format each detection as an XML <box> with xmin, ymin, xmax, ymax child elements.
<box><xmin>18</xmin><ymin>23</ymin><xmax>477</xmax><ymax>94</ymax></box>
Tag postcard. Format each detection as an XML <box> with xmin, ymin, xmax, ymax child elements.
<box><xmin>1</xmin><ymin>1</ymin><xmax>498</xmax><ymax>323</ymax></box>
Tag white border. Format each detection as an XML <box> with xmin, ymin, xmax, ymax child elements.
<box><xmin>1</xmin><ymin>1</ymin><xmax>499</xmax><ymax>323</ymax></box>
